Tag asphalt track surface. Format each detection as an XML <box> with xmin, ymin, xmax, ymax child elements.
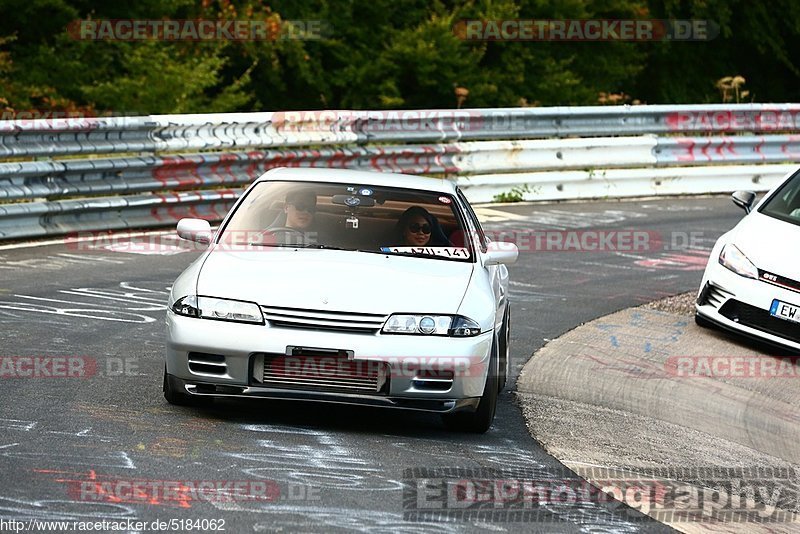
<box><xmin>0</xmin><ymin>197</ymin><xmax>744</xmax><ymax>533</ymax></box>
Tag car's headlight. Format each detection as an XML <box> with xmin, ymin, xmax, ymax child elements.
<box><xmin>381</xmin><ymin>314</ymin><xmax>482</xmax><ymax>337</ymax></box>
<box><xmin>171</xmin><ymin>295</ymin><xmax>264</xmax><ymax>324</ymax></box>
<box><xmin>719</xmin><ymin>243</ymin><xmax>758</xmax><ymax>279</ymax></box>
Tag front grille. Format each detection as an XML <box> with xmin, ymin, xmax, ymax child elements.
<box><xmin>759</xmin><ymin>269</ymin><xmax>800</xmax><ymax>294</ymax></box>
<box><xmin>254</xmin><ymin>352</ymin><xmax>388</xmax><ymax>394</ymax></box>
<box><xmin>260</xmin><ymin>305</ymin><xmax>386</xmax><ymax>334</ymax></box>
<box><xmin>188</xmin><ymin>352</ymin><xmax>227</xmax><ymax>375</ymax></box>
<box><xmin>719</xmin><ymin>300</ymin><xmax>800</xmax><ymax>344</ymax></box>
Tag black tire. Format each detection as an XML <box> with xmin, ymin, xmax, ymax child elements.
<box><xmin>441</xmin><ymin>338</ymin><xmax>499</xmax><ymax>433</ymax></box>
<box><xmin>498</xmin><ymin>304</ymin><xmax>510</xmax><ymax>393</ymax></box>
<box><xmin>163</xmin><ymin>367</ymin><xmax>209</xmax><ymax>407</ymax></box>
<box><xmin>695</xmin><ymin>313</ymin><xmax>714</xmax><ymax>329</ymax></box>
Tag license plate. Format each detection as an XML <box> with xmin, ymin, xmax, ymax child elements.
<box><xmin>770</xmin><ymin>299</ymin><xmax>800</xmax><ymax>324</ymax></box>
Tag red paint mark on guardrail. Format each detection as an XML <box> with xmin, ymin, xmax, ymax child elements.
<box><xmin>674</xmin><ymin>139</ymin><xmax>695</xmax><ymax>162</ymax></box>
<box><xmin>754</xmin><ymin>137</ymin><xmax>765</xmax><ymax>160</ymax></box>
<box><xmin>780</xmin><ymin>135</ymin><xmax>800</xmax><ymax>158</ymax></box>
<box><xmin>208</xmin><ymin>153</ymin><xmax>238</xmax><ymax>184</ymax></box>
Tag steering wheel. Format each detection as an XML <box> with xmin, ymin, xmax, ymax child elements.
<box><xmin>266</xmin><ymin>226</ymin><xmax>306</xmax><ymax>237</ymax></box>
<box><xmin>261</xmin><ymin>226</ymin><xmax>310</xmax><ymax>246</ymax></box>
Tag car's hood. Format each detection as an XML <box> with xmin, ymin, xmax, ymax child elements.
<box><xmin>730</xmin><ymin>212</ymin><xmax>800</xmax><ymax>277</ymax></box>
<box><xmin>196</xmin><ymin>248</ymin><xmax>474</xmax><ymax>314</ymax></box>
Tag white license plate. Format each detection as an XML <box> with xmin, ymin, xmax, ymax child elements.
<box><xmin>770</xmin><ymin>299</ymin><xmax>800</xmax><ymax>324</ymax></box>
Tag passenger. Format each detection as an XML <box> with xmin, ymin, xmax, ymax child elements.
<box><xmin>396</xmin><ymin>206</ymin><xmax>451</xmax><ymax>247</ymax></box>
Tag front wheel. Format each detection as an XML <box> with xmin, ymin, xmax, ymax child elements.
<box><xmin>498</xmin><ymin>304</ymin><xmax>510</xmax><ymax>392</ymax></box>
<box><xmin>441</xmin><ymin>339</ymin><xmax>499</xmax><ymax>433</ymax></box>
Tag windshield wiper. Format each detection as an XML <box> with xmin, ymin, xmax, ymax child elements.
<box><xmin>294</xmin><ymin>244</ymin><xmax>348</xmax><ymax>250</ymax></box>
<box><xmin>246</xmin><ymin>242</ymin><xmax>348</xmax><ymax>250</ymax></box>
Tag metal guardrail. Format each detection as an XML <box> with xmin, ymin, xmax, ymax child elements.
<box><xmin>0</xmin><ymin>145</ymin><xmax>460</xmax><ymax>202</ymax></box>
<box><xmin>3</xmin><ymin>104</ymin><xmax>800</xmax><ymax>158</ymax></box>
<box><xmin>0</xmin><ymin>190</ymin><xmax>239</xmax><ymax>240</ymax></box>
<box><xmin>1</xmin><ymin>104</ymin><xmax>799</xmax><ymax>241</ymax></box>
<box><xmin>3</xmin><ymin>135</ymin><xmax>799</xmax><ymax>202</ymax></box>
<box><xmin>458</xmin><ymin>164</ymin><xmax>798</xmax><ymax>204</ymax></box>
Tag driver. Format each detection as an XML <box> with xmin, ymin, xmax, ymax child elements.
<box><xmin>284</xmin><ymin>189</ymin><xmax>317</xmax><ymax>230</ymax></box>
<box><xmin>263</xmin><ymin>189</ymin><xmax>318</xmax><ymax>245</ymax></box>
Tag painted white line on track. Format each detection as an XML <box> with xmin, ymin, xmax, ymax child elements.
<box><xmin>0</xmin><ymin>226</ymin><xmax>220</xmax><ymax>253</ymax></box>
<box><xmin>473</xmin><ymin>207</ymin><xmax>529</xmax><ymax>222</ymax></box>
<box><xmin>0</xmin><ymin>229</ymin><xmax>174</xmax><ymax>251</ymax></box>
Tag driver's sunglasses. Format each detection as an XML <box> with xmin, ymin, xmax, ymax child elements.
<box><xmin>408</xmin><ymin>222</ymin><xmax>431</xmax><ymax>234</ymax></box>
<box><xmin>291</xmin><ymin>203</ymin><xmax>316</xmax><ymax>213</ymax></box>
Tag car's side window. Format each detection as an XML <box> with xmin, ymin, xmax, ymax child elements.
<box><xmin>761</xmin><ymin>169</ymin><xmax>800</xmax><ymax>222</ymax></box>
<box><xmin>456</xmin><ymin>189</ymin><xmax>487</xmax><ymax>254</ymax></box>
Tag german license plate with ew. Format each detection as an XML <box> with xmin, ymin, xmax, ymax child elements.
<box><xmin>770</xmin><ymin>299</ymin><xmax>800</xmax><ymax>324</ymax></box>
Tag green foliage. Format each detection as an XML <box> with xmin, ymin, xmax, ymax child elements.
<box><xmin>634</xmin><ymin>0</ymin><xmax>800</xmax><ymax>103</ymax></box>
<box><xmin>0</xmin><ymin>0</ymin><xmax>799</xmax><ymax>114</ymax></box>
<box><xmin>493</xmin><ymin>184</ymin><xmax>534</xmax><ymax>203</ymax></box>
<box><xmin>79</xmin><ymin>42</ymin><xmax>253</xmax><ymax>114</ymax></box>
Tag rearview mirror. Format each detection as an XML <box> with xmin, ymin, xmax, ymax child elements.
<box><xmin>331</xmin><ymin>194</ymin><xmax>376</xmax><ymax>208</ymax></box>
<box><xmin>177</xmin><ymin>218</ymin><xmax>212</xmax><ymax>245</ymax></box>
<box><xmin>731</xmin><ymin>191</ymin><xmax>756</xmax><ymax>214</ymax></box>
<box><xmin>484</xmin><ymin>242</ymin><xmax>519</xmax><ymax>266</ymax></box>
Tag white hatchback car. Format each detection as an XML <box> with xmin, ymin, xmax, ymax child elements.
<box><xmin>165</xmin><ymin>168</ymin><xmax>518</xmax><ymax>432</ymax></box>
<box><xmin>696</xmin><ymin>168</ymin><xmax>800</xmax><ymax>352</ymax></box>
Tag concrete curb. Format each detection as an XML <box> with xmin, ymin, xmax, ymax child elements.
<box><xmin>516</xmin><ymin>294</ymin><xmax>800</xmax><ymax>533</ymax></box>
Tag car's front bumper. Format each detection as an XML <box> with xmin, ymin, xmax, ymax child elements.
<box><xmin>165</xmin><ymin>310</ymin><xmax>494</xmax><ymax>409</ymax></box>
<box><xmin>696</xmin><ymin>259</ymin><xmax>800</xmax><ymax>352</ymax></box>
<box><xmin>164</xmin><ymin>373</ymin><xmax>481</xmax><ymax>413</ymax></box>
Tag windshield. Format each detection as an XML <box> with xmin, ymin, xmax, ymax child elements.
<box><xmin>759</xmin><ymin>169</ymin><xmax>800</xmax><ymax>227</ymax></box>
<box><xmin>217</xmin><ymin>180</ymin><xmax>474</xmax><ymax>261</ymax></box>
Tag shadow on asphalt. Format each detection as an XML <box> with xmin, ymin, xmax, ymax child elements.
<box><xmin>154</xmin><ymin>389</ymin><xmax>528</xmax><ymax>442</ymax></box>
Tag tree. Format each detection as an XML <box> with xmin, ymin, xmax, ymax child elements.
<box><xmin>635</xmin><ymin>0</ymin><xmax>800</xmax><ymax>103</ymax></box>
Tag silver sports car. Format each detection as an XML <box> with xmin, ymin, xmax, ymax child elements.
<box><xmin>164</xmin><ymin>168</ymin><xmax>518</xmax><ymax>432</ymax></box>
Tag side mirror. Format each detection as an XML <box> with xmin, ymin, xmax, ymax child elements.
<box><xmin>484</xmin><ymin>242</ymin><xmax>519</xmax><ymax>266</ymax></box>
<box><xmin>177</xmin><ymin>218</ymin><xmax>212</xmax><ymax>245</ymax></box>
<box><xmin>731</xmin><ymin>191</ymin><xmax>756</xmax><ymax>214</ymax></box>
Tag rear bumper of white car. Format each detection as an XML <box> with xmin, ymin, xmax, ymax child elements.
<box><xmin>696</xmin><ymin>260</ymin><xmax>800</xmax><ymax>352</ymax></box>
<box><xmin>165</xmin><ymin>310</ymin><xmax>494</xmax><ymax>412</ymax></box>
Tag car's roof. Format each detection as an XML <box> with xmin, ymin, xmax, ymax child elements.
<box><xmin>256</xmin><ymin>167</ymin><xmax>458</xmax><ymax>194</ymax></box>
